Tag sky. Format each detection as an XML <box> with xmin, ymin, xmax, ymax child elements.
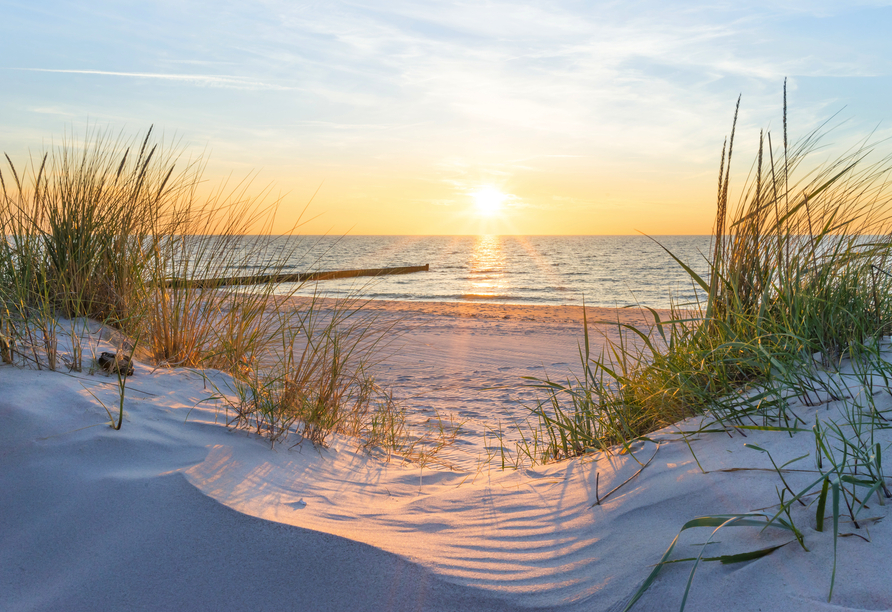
<box><xmin>3</xmin><ymin>1</ymin><xmax>892</xmax><ymax>235</ymax></box>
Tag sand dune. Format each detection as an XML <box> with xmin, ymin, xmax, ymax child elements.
<box><xmin>2</xmin><ymin>302</ymin><xmax>891</xmax><ymax>611</ymax></box>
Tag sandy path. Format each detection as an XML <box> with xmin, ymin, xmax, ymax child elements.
<box><xmin>308</xmin><ymin>299</ymin><xmax>673</xmax><ymax>468</ymax></box>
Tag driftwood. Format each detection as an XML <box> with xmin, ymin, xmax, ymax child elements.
<box><xmin>163</xmin><ymin>264</ymin><xmax>430</xmax><ymax>290</ymax></box>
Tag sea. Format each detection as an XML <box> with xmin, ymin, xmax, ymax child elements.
<box><xmin>256</xmin><ymin>235</ymin><xmax>713</xmax><ymax>309</ymax></box>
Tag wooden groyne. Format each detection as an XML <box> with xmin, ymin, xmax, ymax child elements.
<box><xmin>163</xmin><ymin>264</ymin><xmax>430</xmax><ymax>289</ymax></box>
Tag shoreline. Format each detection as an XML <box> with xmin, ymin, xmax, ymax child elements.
<box><xmin>280</xmin><ymin>294</ymin><xmax>679</xmax><ymax>326</ymax></box>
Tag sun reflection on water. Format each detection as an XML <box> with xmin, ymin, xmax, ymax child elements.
<box><xmin>464</xmin><ymin>235</ymin><xmax>508</xmax><ymax>300</ymax></box>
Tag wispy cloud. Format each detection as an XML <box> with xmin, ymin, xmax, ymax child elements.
<box><xmin>27</xmin><ymin>106</ymin><xmax>77</xmax><ymax>117</ymax></box>
<box><xmin>7</xmin><ymin>68</ymin><xmax>290</xmax><ymax>90</ymax></box>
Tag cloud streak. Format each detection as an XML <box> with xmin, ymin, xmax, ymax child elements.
<box><xmin>7</xmin><ymin>68</ymin><xmax>290</xmax><ymax>91</ymax></box>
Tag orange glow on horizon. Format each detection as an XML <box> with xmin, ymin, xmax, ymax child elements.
<box><xmin>196</xmin><ymin>160</ymin><xmax>720</xmax><ymax>236</ymax></box>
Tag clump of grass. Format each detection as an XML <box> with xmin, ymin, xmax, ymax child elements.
<box><xmin>529</xmin><ymin>87</ymin><xmax>892</xmax><ymax>461</ymax></box>
<box><xmin>0</xmin><ymin>127</ymin><xmax>425</xmax><ymax>454</ymax></box>
<box><xmin>1</xmin><ymin>127</ymin><xmax>186</xmax><ymax>326</ymax></box>
<box><xmin>1</xmin><ymin>127</ymin><xmax>187</xmax><ymax>370</ymax></box>
<box><xmin>519</xmin><ymin>85</ymin><xmax>892</xmax><ymax>608</ymax></box>
<box><xmin>0</xmin><ymin>127</ymin><xmax>312</xmax><ymax>370</ymax></box>
<box><xmin>203</xmin><ymin>294</ymin><xmax>461</xmax><ymax>465</ymax></box>
<box><xmin>215</xmin><ymin>295</ymin><xmax>391</xmax><ymax>446</ymax></box>
<box><xmin>140</xmin><ymin>182</ymin><xmax>302</xmax><ymax>370</ymax></box>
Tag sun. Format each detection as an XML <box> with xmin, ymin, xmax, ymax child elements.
<box><xmin>472</xmin><ymin>186</ymin><xmax>506</xmax><ymax>216</ymax></box>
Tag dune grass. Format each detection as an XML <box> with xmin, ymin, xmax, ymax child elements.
<box><xmin>516</xmin><ymin>88</ymin><xmax>892</xmax><ymax>608</ymax></box>
<box><xmin>0</xmin><ymin>127</ymin><xmax>436</xmax><ymax>457</ymax></box>
<box><xmin>525</xmin><ymin>91</ymin><xmax>892</xmax><ymax>461</ymax></box>
<box><xmin>0</xmin><ymin>128</ymin><xmax>279</xmax><ymax>368</ymax></box>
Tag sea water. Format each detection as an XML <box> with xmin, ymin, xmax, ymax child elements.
<box><xmin>241</xmin><ymin>235</ymin><xmax>713</xmax><ymax>309</ymax></box>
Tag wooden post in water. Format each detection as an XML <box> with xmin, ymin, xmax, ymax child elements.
<box><xmin>163</xmin><ymin>264</ymin><xmax>430</xmax><ymax>289</ymax></box>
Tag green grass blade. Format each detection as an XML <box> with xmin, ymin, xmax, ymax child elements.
<box><xmin>829</xmin><ymin>478</ymin><xmax>840</xmax><ymax>601</ymax></box>
<box><xmin>815</xmin><ymin>477</ymin><xmax>829</xmax><ymax>532</ymax></box>
<box><xmin>713</xmin><ymin>541</ymin><xmax>794</xmax><ymax>564</ymax></box>
<box><xmin>623</xmin><ymin>534</ymin><xmax>681</xmax><ymax>612</ymax></box>
<box><xmin>625</xmin><ymin>514</ymin><xmax>793</xmax><ymax>611</ymax></box>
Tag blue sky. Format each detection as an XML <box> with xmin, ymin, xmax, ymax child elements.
<box><xmin>2</xmin><ymin>1</ymin><xmax>892</xmax><ymax>234</ymax></box>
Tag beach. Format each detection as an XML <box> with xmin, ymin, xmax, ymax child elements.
<box><xmin>6</xmin><ymin>2</ymin><xmax>892</xmax><ymax>609</ymax></box>
<box><xmin>3</xmin><ymin>300</ymin><xmax>892</xmax><ymax>611</ymax></box>
<box><xmin>336</xmin><ymin>299</ymin><xmax>671</xmax><ymax>470</ymax></box>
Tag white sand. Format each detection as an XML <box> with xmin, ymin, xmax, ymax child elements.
<box><xmin>2</xmin><ymin>302</ymin><xmax>892</xmax><ymax>611</ymax></box>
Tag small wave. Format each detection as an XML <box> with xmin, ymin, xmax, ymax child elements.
<box><xmin>460</xmin><ymin>293</ymin><xmax>517</xmax><ymax>301</ymax></box>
